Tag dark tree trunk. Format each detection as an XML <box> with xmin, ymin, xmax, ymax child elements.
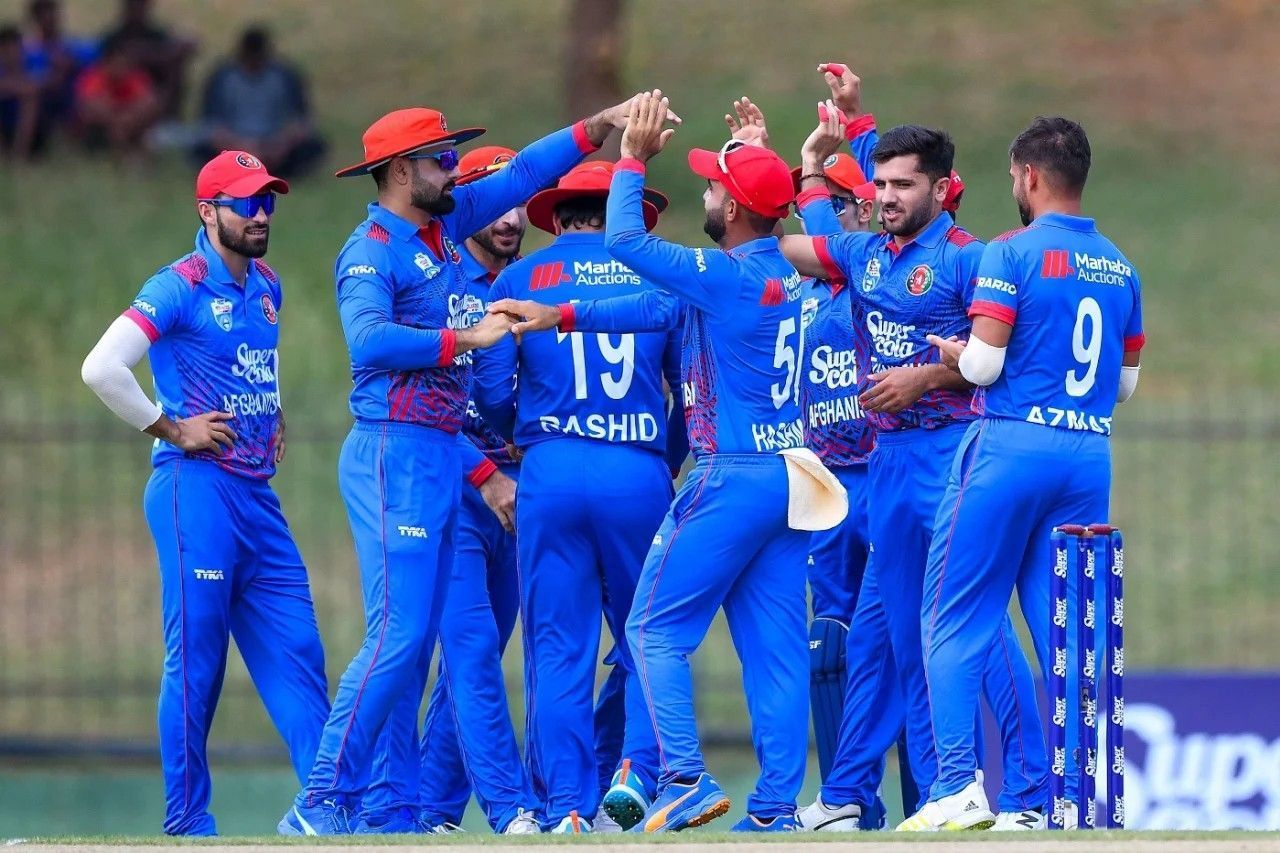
<box><xmin>564</xmin><ymin>0</ymin><xmax>626</xmax><ymax>160</ymax></box>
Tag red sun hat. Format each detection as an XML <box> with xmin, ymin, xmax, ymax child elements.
<box><xmin>455</xmin><ymin>145</ymin><xmax>517</xmax><ymax>186</ymax></box>
<box><xmin>688</xmin><ymin>142</ymin><xmax>793</xmax><ymax>219</ymax></box>
<box><xmin>335</xmin><ymin>107</ymin><xmax>485</xmax><ymax>178</ymax></box>
<box><xmin>790</xmin><ymin>152</ymin><xmax>875</xmax><ymax>202</ymax></box>
<box><xmin>196</xmin><ymin>150</ymin><xmax>289</xmax><ymax>199</ymax></box>
<box><xmin>526</xmin><ymin>161</ymin><xmax>669</xmax><ymax>234</ymax></box>
<box><xmin>943</xmin><ymin>169</ymin><xmax>966</xmax><ymax>213</ymax></box>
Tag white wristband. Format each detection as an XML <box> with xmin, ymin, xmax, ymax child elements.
<box><xmin>957</xmin><ymin>334</ymin><xmax>1006</xmax><ymax>387</ymax></box>
<box><xmin>1117</xmin><ymin>364</ymin><xmax>1140</xmax><ymax>403</ymax></box>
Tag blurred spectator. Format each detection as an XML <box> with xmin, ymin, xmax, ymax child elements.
<box><xmin>23</xmin><ymin>0</ymin><xmax>97</xmax><ymax>123</ymax></box>
<box><xmin>74</xmin><ymin>34</ymin><xmax>160</xmax><ymax>159</ymax></box>
<box><xmin>195</xmin><ymin>26</ymin><xmax>325</xmax><ymax>178</ymax></box>
<box><xmin>0</xmin><ymin>24</ymin><xmax>44</xmax><ymax>159</ymax></box>
<box><xmin>99</xmin><ymin>0</ymin><xmax>195</xmax><ymax>119</ymax></box>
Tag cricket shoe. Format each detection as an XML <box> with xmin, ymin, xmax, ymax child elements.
<box><xmin>795</xmin><ymin>795</ymin><xmax>863</xmax><ymax>831</ymax></box>
<box><xmin>895</xmin><ymin>780</ymin><xmax>996</xmax><ymax>831</ymax></box>
<box><xmin>353</xmin><ymin>806</ymin><xmax>419</xmax><ymax>834</ymax></box>
<box><xmin>550</xmin><ymin>811</ymin><xmax>593</xmax><ymax>834</ymax></box>
<box><xmin>419</xmin><ymin>820</ymin><xmax>465</xmax><ymax>834</ymax></box>
<box><xmin>633</xmin><ymin>772</ymin><xmax>731</xmax><ymax>833</ymax></box>
<box><xmin>277</xmin><ymin>798</ymin><xmax>353</xmax><ymax>836</ymax></box>
<box><xmin>602</xmin><ymin>758</ymin><xmax>653</xmax><ymax>830</ymax></box>
<box><xmin>731</xmin><ymin>812</ymin><xmax>800</xmax><ymax>832</ymax></box>
<box><xmin>992</xmin><ymin>808</ymin><xmax>1046</xmax><ymax>831</ymax></box>
<box><xmin>593</xmin><ymin>812</ymin><xmax>624</xmax><ymax>833</ymax></box>
<box><xmin>502</xmin><ymin>808</ymin><xmax>542</xmax><ymax>835</ymax></box>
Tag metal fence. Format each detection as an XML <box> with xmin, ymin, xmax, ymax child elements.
<box><xmin>1</xmin><ymin>399</ymin><xmax>1277</xmax><ymax>756</ymax></box>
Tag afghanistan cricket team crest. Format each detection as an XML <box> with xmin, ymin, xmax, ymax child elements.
<box><xmin>261</xmin><ymin>294</ymin><xmax>278</xmax><ymax>324</ymax></box>
<box><xmin>906</xmin><ymin>264</ymin><xmax>934</xmax><ymax>296</ymax></box>
<box><xmin>235</xmin><ymin>152</ymin><xmax>262</xmax><ymax>170</ymax></box>
<box><xmin>861</xmin><ymin>258</ymin><xmax>881</xmax><ymax>293</ymax></box>
<box><xmin>801</xmin><ymin>296</ymin><xmax>820</xmax><ymax>331</ymax></box>
<box><xmin>210</xmin><ymin>297</ymin><xmax>234</xmax><ymax>331</ymax></box>
<box><xmin>414</xmin><ymin>252</ymin><xmax>443</xmax><ymax>279</ymax></box>
<box><xmin>442</xmin><ymin>235</ymin><xmax>462</xmax><ymax>265</ymax></box>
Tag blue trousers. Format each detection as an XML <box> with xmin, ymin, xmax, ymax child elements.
<box><xmin>143</xmin><ymin>460</ymin><xmax>329</xmax><ymax>836</ymax></box>
<box><xmin>418</xmin><ymin>463</ymin><xmax>533</xmax><ymax>831</ymax></box>
<box><xmin>518</xmin><ymin>439</ymin><xmax>668</xmax><ymax>824</ymax></box>
<box><xmin>850</xmin><ymin>425</ymin><xmax>1047</xmax><ymax>813</ymax></box>
<box><xmin>300</xmin><ymin>423</ymin><xmax>458</xmax><ymax>812</ymax></box>
<box><xmin>627</xmin><ymin>454</ymin><xmax>809</xmax><ymax>818</ymax></box>
<box><xmin>924</xmin><ymin>418</ymin><xmax>1109</xmax><ymax>805</ymax></box>
<box><xmin>593</xmin><ymin>648</ymin><xmax>629</xmax><ymax>797</ymax></box>
<box><xmin>808</xmin><ymin>465</ymin><xmax>870</xmax><ymax>622</ymax></box>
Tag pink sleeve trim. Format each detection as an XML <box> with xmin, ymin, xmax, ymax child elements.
<box><xmin>844</xmin><ymin>113</ymin><xmax>877</xmax><ymax>141</ymax></box>
<box><xmin>122</xmin><ymin>307</ymin><xmax>161</xmax><ymax>343</ymax></box>
<box><xmin>557</xmin><ymin>303</ymin><xmax>576</xmax><ymax>333</ymax></box>
<box><xmin>796</xmin><ymin>185</ymin><xmax>832</xmax><ymax>208</ymax></box>
<box><xmin>437</xmin><ymin>329</ymin><xmax>458</xmax><ymax>365</ymax></box>
<box><xmin>466</xmin><ymin>458</ymin><xmax>499</xmax><ymax>488</ymax></box>
<box><xmin>968</xmin><ymin>300</ymin><xmax>1017</xmax><ymax>325</ymax></box>
<box><xmin>813</xmin><ymin>237</ymin><xmax>847</xmax><ymax>286</ymax></box>
<box><xmin>616</xmin><ymin>157</ymin><xmax>646</xmax><ymax>175</ymax></box>
<box><xmin>571</xmin><ymin>120</ymin><xmax>598</xmax><ymax>153</ymax></box>
<box><xmin>1123</xmin><ymin>332</ymin><xmax>1146</xmax><ymax>353</ymax></box>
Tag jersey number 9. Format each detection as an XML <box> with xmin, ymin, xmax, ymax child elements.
<box><xmin>1066</xmin><ymin>296</ymin><xmax>1102</xmax><ymax>397</ymax></box>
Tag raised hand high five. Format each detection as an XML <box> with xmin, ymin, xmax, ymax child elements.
<box><xmin>620</xmin><ymin>89</ymin><xmax>678</xmax><ymax>163</ymax></box>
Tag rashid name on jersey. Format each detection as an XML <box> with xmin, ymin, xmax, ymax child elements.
<box><xmin>475</xmin><ymin>231</ymin><xmax>681</xmax><ymax>456</ymax></box>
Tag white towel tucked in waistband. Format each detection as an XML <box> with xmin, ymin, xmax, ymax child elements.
<box><xmin>779</xmin><ymin>447</ymin><xmax>848</xmax><ymax>532</ymax></box>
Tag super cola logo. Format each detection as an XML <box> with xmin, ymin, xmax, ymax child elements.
<box><xmin>1124</xmin><ymin>703</ymin><xmax>1280</xmax><ymax>829</ymax></box>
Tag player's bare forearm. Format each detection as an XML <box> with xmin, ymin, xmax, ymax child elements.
<box><xmin>922</xmin><ymin>361</ymin><xmax>973</xmax><ymax>392</ymax></box>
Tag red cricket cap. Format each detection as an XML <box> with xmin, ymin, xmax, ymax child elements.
<box><xmin>790</xmin><ymin>152</ymin><xmax>875</xmax><ymax>201</ymax></box>
<box><xmin>526</xmin><ymin>161</ymin><xmax>669</xmax><ymax>234</ymax></box>
<box><xmin>335</xmin><ymin>107</ymin><xmax>485</xmax><ymax>178</ymax></box>
<box><xmin>195</xmin><ymin>150</ymin><xmax>289</xmax><ymax>199</ymax></box>
<box><xmin>943</xmin><ymin>169</ymin><xmax>965</xmax><ymax>213</ymax></box>
<box><xmin>455</xmin><ymin>145</ymin><xmax>517</xmax><ymax>186</ymax></box>
<box><xmin>688</xmin><ymin>142</ymin><xmax>793</xmax><ymax>219</ymax></box>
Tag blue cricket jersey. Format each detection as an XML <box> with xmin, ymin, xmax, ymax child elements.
<box><xmin>795</xmin><ymin>186</ymin><xmax>875</xmax><ymax>467</ymax></box>
<box><xmin>563</xmin><ymin>160</ymin><xmax>805</xmax><ymax>457</ymax></box>
<box><xmin>334</xmin><ymin>122</ymin><xmax>597</xmax><ymax>432</ymax></box>
<box><xmin>815</xmin><ymin>211</ymin><xmax>983</xmax><ymax>433</ymax></box>
<box><xmin>801</xmin><ymin>278</ymin><xmax>875</xmax><ymax>466</ymax></box>
<box><xmin>969</xmin><ymin>213</ymin><xmax>1145</xmax><ymax>436</ymax></box>
<box><xmin>124</xmin><ymin>229</ymin><xmax>285</xmax><ymax>479</ymax></box>
<box><xmin>473</xmin><ymin>231</ymin><xmax>682</xmax><ymax>457</ymax></box>
<box><xmin>455</xmin><ymin>241</ymin><xmax>518</xmax><ymax>478</ymax></box>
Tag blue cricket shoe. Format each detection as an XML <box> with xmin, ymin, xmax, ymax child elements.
<box><xmin>602</xmin><ymin>758</ymin><xmax>654</xmax><ymax>831</ymax></box>
<box><xmin>731</xmin><ymin>812</ymin><xmax>800</xmax><ymax>832</ymax></box>
<box><xmin>277</xmin><ymin>797</ymin><xmax>352</xmax><ymax>836</ymax></box>
<box><xmin>632</xmin><ymin>772</ymin><xmax>731</xmax><ymax>833</ymax></box>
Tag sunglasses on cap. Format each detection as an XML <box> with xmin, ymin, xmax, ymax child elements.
<box><xmin>405</xmin><ymin>149</ymin><xmax>460</xmax><ymax>171</ymax></box>
<box><xmin>716</xmin><ymin>138</ymin><xmax>748</xmax><ymax>173</ymax></box>
<box><xmin>200</xmin><ymin>193</ymin><xmax>276</xmax><ymax>218</ymax></box>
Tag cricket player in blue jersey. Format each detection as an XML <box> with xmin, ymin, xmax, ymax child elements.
<box><xmin>81</xmin><ymin>151</ymin><xmax>330</xmax><ymax>836</ymax></box>
<box><xmin>279</xmin><ymin>102</ymin><xmax>636</xmax><ymax>836</ymax></box>
<box><xmin>781</xmin><ymin>124</ymin><xmax>1049</xmax><ymax>831</ymax></box>
<box><xmin>492</xmin><ymin>91</ymin><xmax>845</xmax><ymax>833</ymax></box>
<box><xmin>473</xmin><ymin>159</ymin><xmax>677</xmax><ymax>834</ymax></box>
<box><xmin>902</xmin><ymin>116</ymin><xmax>1144</xmax><ymax>831</ymax></box>
<box><xmin>409</xmin><ymin>144</ymin><xmax>542</xmax><ymax>836</ymax></box>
